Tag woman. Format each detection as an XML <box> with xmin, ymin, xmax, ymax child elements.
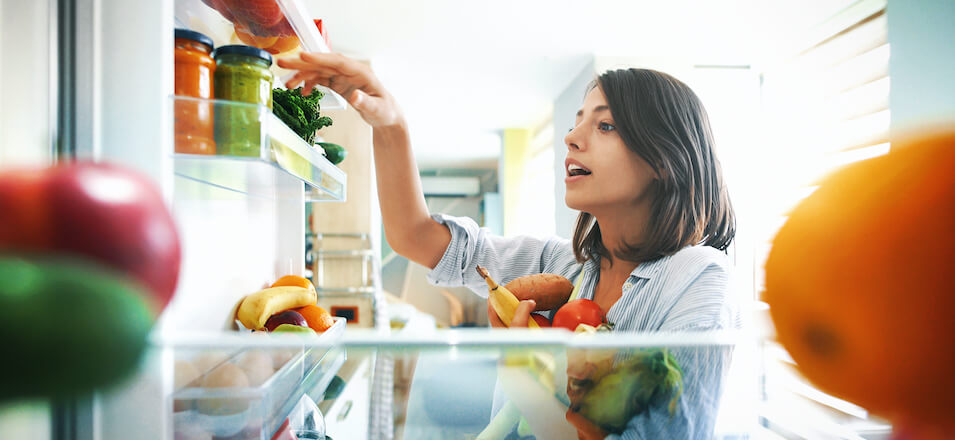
<box><xmin>279</xmin><ymin>53</ymin><xmax>738</xmax><ymax>439</ymax></box>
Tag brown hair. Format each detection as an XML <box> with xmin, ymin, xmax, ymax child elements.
<box><xmin>573</xmin><ymin>68</ymin><xmax>735</xmax><ymax>264</ymax></box>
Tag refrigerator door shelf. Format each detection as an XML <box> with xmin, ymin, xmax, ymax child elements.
<box><xmin>173</xmin><ymin>96</ymin><xmax>346</xmax><ymax>201</ymax></box>
<box><xmin>174</xmin><ymin>0</ymin><xmax>346</xmax><ymax>109</ymax></box>
<box><xmin>171</xmin><ymin>317</ymin><xmax>346</xmax><ymax>440</ymax></box>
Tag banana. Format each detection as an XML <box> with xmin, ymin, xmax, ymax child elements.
<box><xmin>476</xmin><ymin>266</ymin><xmax>540</xmax><ymax>329</ymax></box>
<box><xmin>237</xmin><ymin>286</ymin><xmax>317</xmax><ymax>330</ymax></box>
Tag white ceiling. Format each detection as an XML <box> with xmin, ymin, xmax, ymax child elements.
<box><xmin>306</xmin><ymin>0</ymin><xmax>855</xmax><ymax>169</ymax></box>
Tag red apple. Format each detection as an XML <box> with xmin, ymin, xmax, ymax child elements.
<box><xmin>0</xmin><ymin>168</ymin><xmax>53</xmax><ymax>249</ymax></box>
<box><xmin>265</xmin><ymin>310</ymin><xmax>307</xmax><ymax>332</ymax></box>
<box><xmin>0</xmin><ymin>162</ymin><xmax>181</xmax><ymax>311</ymax></box>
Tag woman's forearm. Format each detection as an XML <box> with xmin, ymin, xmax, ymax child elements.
<box><xmin>373</xmin><ymin>122</ymin><xmax>451</xmax><ymax>269</ymax></box>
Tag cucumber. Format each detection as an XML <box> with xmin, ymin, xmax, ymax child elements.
<box><xmin>322</xmin><ymin>375</ymin><xmax>346</xmax><ymax>400</ymax></box>
<box><xmin>0</xmin><ymin>256</ymin><xmax>154</xmax><ymax>401</ymax></box>
<box><xmin>317</xmin><ymin>142</ymin><xmax>347</xmax><ymax>165</ymax></box>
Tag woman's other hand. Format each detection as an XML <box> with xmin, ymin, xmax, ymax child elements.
<box><xmin>487</xmin><ymin>299</ymin><xmax>536</xmax><ymax>328</ymax></box>
<box><xmin>277</xmin><ymin>52</ymin><xmax>404</xmax><ymax>128</ymax></box>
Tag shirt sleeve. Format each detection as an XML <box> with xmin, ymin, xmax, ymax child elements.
<box><xmin>425</xmin><ymin>213</ymin><xmax>577</xmax><ymax>298</ymax></box>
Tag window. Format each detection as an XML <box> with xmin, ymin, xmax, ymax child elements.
<box><xmin>756</xmin><ymin>0</ymin><xmax>892</xmax><ymax>437</ymax></box>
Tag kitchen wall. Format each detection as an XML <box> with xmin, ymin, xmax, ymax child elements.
<box><xmin>501</xmin><ymin>127</ymin><xmax>556</xmax><ymax>237</ymax></box>
<box><xmin>552</xmin><ymin>59</ymin><xmax>596</xmax><ymax>239</ymax></box>
<box><xmin>381</xmin><ymin>169</ymin><xmax>499</xmax><ymax>327</ymax></box>
<box><xmin>887</xmin><ymin>0</ymin><xmax>955</xmax><ymax>133</ymax></box>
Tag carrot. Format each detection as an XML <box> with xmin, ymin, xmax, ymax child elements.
<box><xmin>505</xmin><ymin>273</ymin><xmax>574</xmax><ymax>311</ymax></box>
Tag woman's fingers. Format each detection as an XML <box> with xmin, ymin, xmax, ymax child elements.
<box><xmin>275</xmin><ymin>54</ymin><xmax>340</xmax><ymax>72</ymax></box>
<box><xmin>285</xmin><ymin>72</ymin><xmax>323</xmax><ymax>89</ymax></box>
<box><xmin>284</xmin><ymin>70</ymin><xmax>363</xmax><ymax>99</ymax></box>
<box><xmin>299</xmin><ymin>52</ymin><xmax>366</xmax><ymax>76</ymax></box>
<box><xmin>487</xmin><ymin>301</ymin><xmax>506</xmax><ymax>328</ymax></box>
<box><xmin>348</xmin><ymin>89</ymin><xmax>370</xmax><ymax>111</ymax></box>
<box><xmin>276</xmin><ymin>51</ymin><xmax>400</xmax><ymax>127</ymax></box>
<box><xmin>509</xmin><ymin>300</ymin><xmax>536</xmax><ymax>328</ymax></box>
<box><xmin>301</xmin><ymin>80</ymin><xmax>321</xmax><ymax>95</ymax></box>
<box><xmin>488</xmin><ymin>299</ymin><xmax>537</xmax><ymax>328</ymax></box>
<box><xmin>277</xmin><ymin>53</ymin><xmax>363</xmax><ymax>79</ymax></box>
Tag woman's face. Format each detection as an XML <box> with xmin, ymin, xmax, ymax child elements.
<box><xmin>564</xmin><ymin>87</ymin><xmax>658</xmax><ymax>214</ymax></box>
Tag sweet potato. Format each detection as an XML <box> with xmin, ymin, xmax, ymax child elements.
<box><xmin>505</xmin><ymin>273</ymin><xmax>574</xmax><ymax>311</ymax></box>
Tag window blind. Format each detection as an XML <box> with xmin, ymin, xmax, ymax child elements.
<box><xmin>756</xmin><ymin>1</ymin><xmax>893</xmax><ymax>437</ymax></box>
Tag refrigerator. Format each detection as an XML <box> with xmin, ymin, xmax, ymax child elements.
<box><xmin>0</xmin><ymin>0</ymin><xmax>900</xmax><ymax>439</ymax></box>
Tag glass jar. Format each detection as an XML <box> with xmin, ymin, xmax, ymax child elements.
<box><xmin>213</xmin><ymin>45</ymin><xmax>274</xmax><ymax>157</ymax></box>
<box><xmin>173</xmin><ymin>28</ymin><xmax>216</xmax><ymax>155</ymax></box>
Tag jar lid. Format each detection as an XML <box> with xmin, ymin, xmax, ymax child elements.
<box><xmin>213</xmin><ymin>45</ymin><xmax>273</xmax><ymax>65</ymax></box>
<box><xmin>174</xmin><ymin>28</ymin><xmax>214</xmax><ymax>50</ymax></box>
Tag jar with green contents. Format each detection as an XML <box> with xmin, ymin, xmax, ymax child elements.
<box><xmin>213</xmin><ymin>45</ymin><xmax>273</xmax><ymax>157</ymax></box>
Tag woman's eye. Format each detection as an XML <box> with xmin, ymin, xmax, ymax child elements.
<box><xmin>598</xmin><ymin>122</ymin><xmax>616</xmax><ymax>132</ymax></box>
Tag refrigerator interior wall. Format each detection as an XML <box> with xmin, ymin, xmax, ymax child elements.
<box><xmin>0</xmin><ymin>4</ymin><xmax>56</xmax><ymax>440</ymax></box>
<box><xmin>0</xmin><ymin>0</ymin><xmax>54</xmax><ymax>166</ymax></box>
<box><xmin>84</xmin><ymin>0</ymin><xmax>314</xmax><ymax>437</ymax></box>
<box><xmin>160</xmin><ymin>171</ymin><xmax>305</xmax><ymax>332</ymax></box>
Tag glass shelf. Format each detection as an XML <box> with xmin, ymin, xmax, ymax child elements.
<box><xmin>174</xmin><ymin>0</ymin><xmax>347</xmax><ymax>109</ymax></box>
<box><xmin>158</xmin><ymin>328</ymin><xmax>759</xmax><ymax>440</ymax></box>
<box><xmin>171</xmin><ymin>318</ymin><xmax>346</xmax><ymax>440</ymax></box>
<box><xmin>158</xmin><ymin>328</ymin><xmax>747</xmax><ymax>352</ymax></box>
<box><xmin>173</xmin><ymin>96</ymin><xmax>346</xmax><ymax>201</ymax></box>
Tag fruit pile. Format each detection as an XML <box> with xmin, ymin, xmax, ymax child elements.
<box><xmin>477</xmin><ymin>266</ymin><xmax>607</xmax><ymax>331</ymax></box>
<box><xmin>0</xmin><ymin>162</ymin><xmax>181</xmax><ymax>401</ymax></box>
<box><xmin>236</xmin><ymin>274</ymin><xmax>335</xmax><ymax>334</ymax></box>
<box><xmin>201</xmin><ymin>0</ymin><xmax>301</xmax><ymax>55</ymax></box>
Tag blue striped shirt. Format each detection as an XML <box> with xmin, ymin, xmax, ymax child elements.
<box><xmin>426</xmin><ymin>213</ymin><xmax>740</xmax><ymax>439</ymax></box>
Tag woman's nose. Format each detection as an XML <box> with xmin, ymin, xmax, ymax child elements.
<box><xmin>565</xmin><ymin>127</ymin><xmax>581</xmax><ymax>151</ymax></box>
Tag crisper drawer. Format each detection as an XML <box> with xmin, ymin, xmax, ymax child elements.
<box><xmin>172</xmin><ymin>318</ymin><xmax>345</xmax><ymax>440</ymax></box>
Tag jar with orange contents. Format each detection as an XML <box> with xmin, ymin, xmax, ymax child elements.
<box><xmin>174</xmin><ymin>28</ymin><xmax>216</xmax><ymax>155</ymax></box>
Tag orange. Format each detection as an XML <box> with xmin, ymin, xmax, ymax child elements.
<box><xmin>233</xmin><ymin>27</ymin><xmax>278</xmax><ymax>49</ymax></box>
<box><xmin>764</xmin><ymin>130</ymin><xmax>955</xmax><ymax>433</ymax></box>
<box><xmin>271</xmin><ymin>275</ymin><xmax>315</xmax><ymax>294</ymax></box>
<box><xmin>264</xmin><ymin>36</ymin><xmax>300</xmax><ymax>55</ymax></box>
<box><xmin>294</xmin><ymin>305</ymin><xmax>335</xmax><ymax>333</ymax></box>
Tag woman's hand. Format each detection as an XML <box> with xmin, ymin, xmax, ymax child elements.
<box><xmin>277</xmin><ymin>52</ymin><xmax>404</xmax><ymax>128</ymax></box>
<box><xmin>487</xmin><ymin>299</ymin><xmax>536</xmax><ymax>328</ymax></box>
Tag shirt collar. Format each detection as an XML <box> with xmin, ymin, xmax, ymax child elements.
<box><xmin>586</xmin><ymin>253</ymin><xmax>666</xmax><ymax>281</ymax></box>
<box><xmin>631</xmin><ymin>255</ymin><xmax>666</xmax><ymax>280</ymax></box>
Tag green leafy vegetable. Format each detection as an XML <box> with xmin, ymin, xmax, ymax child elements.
<box><xmin>272</xmin><ymin>87</ymin><xmax>333</xmax><ymax>145</ymax></box>
<box><xmin>576</xmin><ymin>348</ymin><xmax>684</xmax><ymax>434</ymax></box>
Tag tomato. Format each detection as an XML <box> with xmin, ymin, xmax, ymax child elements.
<box><xmin>552</xmin><ymin>299</ymin><xmax>605</xmax><ymax>331</ymax></box>
<box><xmin>221</xmin><ymin>0</ymin><xmax>283</xmax><ymax>28</ymax></box>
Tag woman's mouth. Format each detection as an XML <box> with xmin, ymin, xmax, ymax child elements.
<box><xmin>566</xmin><ymin>162</ymin><xmax>592</xmax><ymax>183</ymax></box>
